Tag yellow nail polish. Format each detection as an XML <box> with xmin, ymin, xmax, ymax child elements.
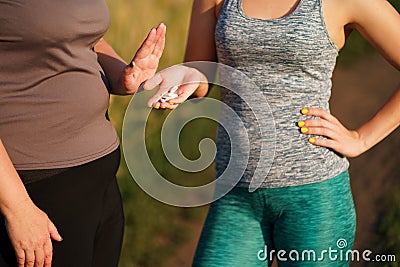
<box><xmin>309</xmin><ymin>138</ymin><xmax>316</xmax><ymax>143</ymax></box>
<box><xmin>297</xmin><ymin>121</ymin><xmax>305</xmax><ymax>127</ymax></box>
<box><xmin>301</xmin><ymin>108</ymin><xmax>309</xmax><ymax>115</ymax></box>
<box><xmin>169</xmin><ymin>102</ymin><xmax>174</xmax><ymax>105</ymax></box>
<box><xmin>154</xmin><ymin>105</ymin><xmax>160</xmax><ymax>109</ymax></box>
<box><xmin>301</xmin><ymin>127</ymin><xmax>308</xmax><ymax>133</ymax></box>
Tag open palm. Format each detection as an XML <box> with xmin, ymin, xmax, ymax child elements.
<box><xmin>122</xmin><ymin>23</ymin><xmax>166</xmax><ymax>92</ymax></box>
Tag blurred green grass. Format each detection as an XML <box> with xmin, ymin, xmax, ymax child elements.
<box><xmin>105</xmin><ymin>1</ymin><xmax>214</xmax><ymax>266</ymax></box>
<box><xmin>103</xmin><ymin>0</ymin><xmax>400</xmax><ymax>266</ymax></box>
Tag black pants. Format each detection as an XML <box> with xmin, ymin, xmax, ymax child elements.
<box><xmin>0</xmin><ymin>148</ymin><xmax>124</xmax><ymax>267</ymax></box>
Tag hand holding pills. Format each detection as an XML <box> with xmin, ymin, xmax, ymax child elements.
<box><xmin>158</xmin><ymin>85</ymin><xmax>179</xmax><ymax>103</ymax></box>
<box><xmin>143</xmin><ymin>65</ymin><xmax>207</xmax><ymax>110</ymax></box>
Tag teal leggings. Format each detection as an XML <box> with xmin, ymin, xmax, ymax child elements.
<box><xmin>193</xmin><ymin>171</ymin><xmax>356</xmax><ymax>266</ymax></box>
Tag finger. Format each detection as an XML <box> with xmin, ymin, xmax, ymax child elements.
<box><xmin>159</xmin><ymin>101</ymin><xmax>179</xmax><ymax>110</ymax></box>
<box><xmin>122</xmin><ymin>63</ymin><xmax>136</xmax><ymax>81</ymax></box>
<box><xmin>148</xmin><ymin>80</ymin><xmax>199</xmax><ymax>107</ymax></box>
<box><xmin>301</xmin><ymin>107</ymin><xmax>339</xmax><ymax>124</ymax></box>
<box><xmin>148</xmin><ymin>90</ymin><xmax>170</xmax><ymax>107</ymax></box>
<box><xmin>152</xmin><ymin>23</ymin><xmax>166</xmax><ymax>58</ymax></box>
<box><xmin>301</xmin><ymin>126</ymin><xmax>339</xmax><ymax>141</ymax></box>
<box><xmin>25</xmin><ymin>249</ymin><xmax>35</xmax><ymax>267</ymax></box>
<box><xmin>16</xmin><ymin>250</ymin><xmax>25</xmax><ymax>267</ymax></box>
<box><xmin>163</xmin><ymin>94</ymin><xmax>187</xmax><ymax>105</ymax></box>
<box><xmin>152</xmin><ymin>102</ymin><xmax>161</xmax><ymax>109</ymax></box>
<box><xmin>164</xmin><ymin>83</ymin><xmax>199</xmax><ymax>103</ymax></box>
<box><xmin>308</xmin><ymin>137</ymin><xmax>336</xmax><ymax>150</ymax></box>
<box><xmin>48</xmin><ymin>220</ymin><xmax>62</xmax><ymax>242</ymax></box>
<box><xmin>147</xmin><ymin>83</ymin><xmax>172</xmax><ymax>107</ymax></box>
<box><xmin>43</xmin><ymin>238</ymin><xmax>53</xmax><ymax>267</ymax></box>
<box><xmin>298</xmin><ymin>118</ymin><xmax>332</xmax><ymax>129</ymax></box>
<box><xmin>134</xmin><ymin>28</ymin><xmax>157</xmax><ymax>60</ymax></box>
<box><xmin>34</xmin><ymin>247</ymin><xmax>45</xmax><ymax>267</ymax></box>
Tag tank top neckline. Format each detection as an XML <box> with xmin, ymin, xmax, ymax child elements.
<box><xmin>237</xmin><ymin>0</ymin><xmax>306</xmax><ymax>22</ymax></box>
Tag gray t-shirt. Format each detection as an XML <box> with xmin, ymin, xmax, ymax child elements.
<box><xmin>214</xmin><ymin>0</ymin><xmax>349</xmax><ymax>188</ymax></box>
<box><xmin>0</xmin><ymin>0</ymin><xmax>119</xmax><ymax>170</ymax></box>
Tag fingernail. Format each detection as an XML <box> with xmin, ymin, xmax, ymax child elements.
<box><xmin>309</xmin><ymin>138</ymin><xmax>316</xmax><ymax>143</ymax></box>
<box><xmin>169</xmin><ymin>102</ymin><xmax>174</xmax><ymax>105</ymax></box>
<box><xmin>154</xmin><ymin>105</ymin><xmax>160</xmax><ymax>109</ymax></box>
<box><xmin>59</xmin><ymin>235</ymin><xmax>63</xmax><ymax>241</ymax></box>
<box><xmin>297</xmin><ymin>121</ymin><xmax>305</xmax><ymax>127</ymax></box>
<box><xmin>301</xmin><ymin>127</ymin><xmax>308</xmax><ymax>133</ymax></box>
<box><xmin>129</xmin><ymin>61</ymin><xmax>135</xmax><ymax>68</ymax></box>
<box><xmin>301</xmin><ymin>108</ymin><xmax>308</xmax><ymax>115</ymax></box>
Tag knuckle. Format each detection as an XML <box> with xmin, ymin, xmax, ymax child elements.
<box><xmin>320</xmin><ymin>138</ymin><xmax>328</xmax><ymax>145</ymax></box>
<box><xmin>18</xmin><ymin>240</ymin><xmax>31</xmax><ymax>250</ymax></box>
<box><xmin>319</xmin><ymin>128</ymin><xmax>328</xmax><ymax>136</ymax></box>
<box><xmin>317</xmin><ymin>139</ymin><xmax>327</xmax><ymax>146</ymax></box>
<box><xmin>34</xmin><ymin>237</ymin><xmax>46</xmax><ymax>247</ymax></box>
<box><xmin>26</xmin><ymin>259</ymin><xmax>35</xmax><ymax>265</ymax></box>
<box><xmin>44</xmin><ymin>251</ymin><xmax>52</xmax><ymax>260</ymax></box>
<box><xmin>16</xmin><ymin>255</ymin><xmax>25</xmax><ymax>264</ymax></box>
<box><xmin>320</xmin><ymin>120</ymin><xmax>328</xmax><ymax>128</ymax></box>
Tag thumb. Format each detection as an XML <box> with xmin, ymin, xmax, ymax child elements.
<box><xmin>48</xmin><ymin>219</ymin><xmax>63</xmax><ymax>242</ymax></box>
<box><xmin>123</xmin><ymin>61</ymin><xmax>136</xmax><ymax>76</ymax></box>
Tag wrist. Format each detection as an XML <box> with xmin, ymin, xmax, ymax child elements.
<box><xmin>1</xmin><ymin>195</ymin><xmax>33</xmax><ymax>221</ymax></box>
<box><xmin>117</xmin><ymin>62</ymin><xmax>146</xmax><ymax>95</ymax></box>
<box><xmin>354</xmin><ymin>130</ymin><xmax>369</xmax><ymax>156</ymax></box>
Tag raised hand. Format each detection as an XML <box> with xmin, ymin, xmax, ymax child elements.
<box><xmin>121</xmin><ymin>23</ymin><xmax>166</xmax><ymax>94</ymax></box>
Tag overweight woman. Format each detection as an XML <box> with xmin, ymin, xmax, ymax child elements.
<box><xmin>0</xmin><ymin>0</ymin><xmax>166</xmax><ymax>266</ymax></box>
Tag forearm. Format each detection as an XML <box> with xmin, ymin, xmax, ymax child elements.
<box><xmin>94</xmin><ymin>38</ymin><xmax>128</xmax><ymax>95</ymax></box>
<box><xmin>357</xmin><ymin>84</ymin><xmax>400</xmax><ymax>152</ymax></box>
<box><xmin>0</xmin><ymin>139</ymin><xmax>32</xmax><ymax>219</ymax></box>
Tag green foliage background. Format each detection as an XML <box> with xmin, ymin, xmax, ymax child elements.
<box><xmin>103</xmin><ymin>1</ymin><xmax>400</xmax><ymax>266</ymax></box>
<box><xmin>105</xmin><ymin>1</ymin><xmax>211</xmax><ymax>266</ymax></box>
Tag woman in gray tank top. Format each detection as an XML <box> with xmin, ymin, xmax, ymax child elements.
<box><xmin>146</xmin><ymin>0</ymin><xmax>400</xmax><ymax>266</ymax></box>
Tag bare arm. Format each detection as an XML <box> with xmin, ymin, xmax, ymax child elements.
<box><xmin>145</xmin><ymin>0</ymin><xmax>221</xmax><ymax>108</ymax></box>
<box><xmin>95</xmin><ymin>23</ymin><xmax>166</xmax><ymax>95</ymax></box>
<box><xmin>184</xmin><ymin>0</ymin><xmax>221</xmax><ymax>98</ymax></box>
<box><xmin>0</xmin><ymin>139</ymin><xmax>62</xmax><ymax>267</ymax></box>
<box><xmin>348</xmin><ymin>0</ymin><xmax>400</xmax><ymax>150</ymax></box>
<box><xmin>0</xmin><ymin>140</ymin><xmax>31</xmax><ymax>217</ymax></box>
<box><xmin>300</xmin><ymin>0</ymin><xmax>400</xmax><ymax>157</ymax></box>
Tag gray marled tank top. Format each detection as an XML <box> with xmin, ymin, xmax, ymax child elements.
<box><xmin>214</xmin><ymin>0</ymin><xmax>349</xmax><ymax>188</ymax></box>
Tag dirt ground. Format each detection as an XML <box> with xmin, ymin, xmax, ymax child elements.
<box><xmin>163</xmin><ymin>54</ymin><xmax>400</xmax><ymax>267</ymax></box>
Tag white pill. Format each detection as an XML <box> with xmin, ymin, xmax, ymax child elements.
<box><xmin>165</xmin><ymin>93</ymin><xmax>178</xmax><ymax>98</ymax></box>
<box><xmin>170</xmin><ymin>85</ymin><xmax>179</xmax><ymax>93</ymax></box>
